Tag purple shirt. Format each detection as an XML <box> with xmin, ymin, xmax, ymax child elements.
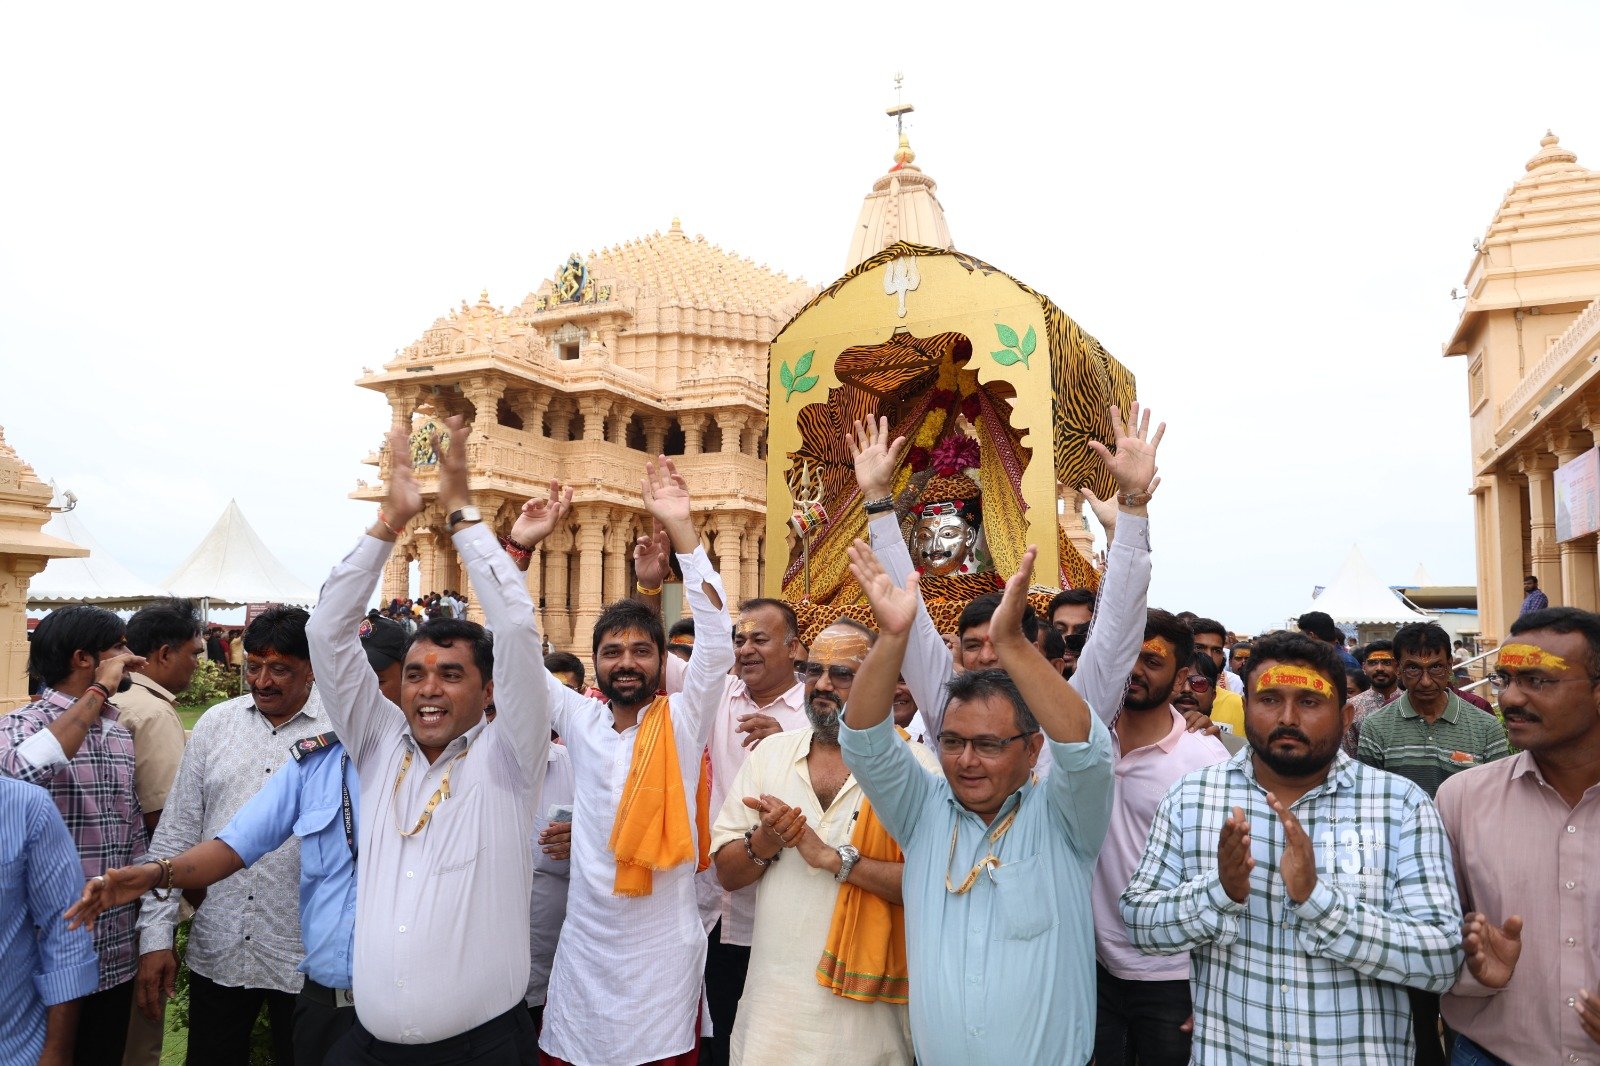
<box><xmin>0</xmin><ymin>688</ymin><xmax>146</xmax><ymax>989</ymax></box>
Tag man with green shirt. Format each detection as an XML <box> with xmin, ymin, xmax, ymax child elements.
<box><xmin>1355</xmin><ymin>620</ymin><xmax>1509</xmax><ymax>1066</ymax></box>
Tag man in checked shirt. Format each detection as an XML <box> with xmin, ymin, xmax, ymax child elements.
<box><xmin>1121</xmin><ymin>630</ymin><xmax>1463</xmax><ymax>1064</ymax></box>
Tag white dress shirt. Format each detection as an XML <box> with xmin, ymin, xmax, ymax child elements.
<box><xmin>305</xmin><ymin>525</ymin><xmax>550</xmax><ymax>1044</ymax></box>
<box><xmin>539</xmin><ymin>546</ymin><xmax>733</xmax><ymax>1066</ymax></box>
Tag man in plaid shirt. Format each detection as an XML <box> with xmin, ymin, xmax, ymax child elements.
<box><xmin>0</xmin><ymin>604</ymin><xmax>147</xmax><ymax>1064</ymax></box>
<box><xmin>1121</xmin><ymin>630</ymin><xmax>1462</xmax><ymax>1064</ymax></box>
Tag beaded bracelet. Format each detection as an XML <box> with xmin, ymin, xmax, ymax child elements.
<box><xmin>499</xmin><ymin>535</ymin><xmax>533</xmax><ymax>562</ymax></box>
<box><xmin>743</xmin><ymin>826</ymin><xmax>779</xmax><ymax>866</ymax></box>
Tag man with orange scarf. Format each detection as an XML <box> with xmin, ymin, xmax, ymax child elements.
<box><xmin>529</xmin><ymin>457</ymin><xmax>735</xmax><ymax>1066</ymax></box>
<box><xmin>709</xmin><ymin>618</ymin><xmax>940</xmax><ymax>1064</ymax></box>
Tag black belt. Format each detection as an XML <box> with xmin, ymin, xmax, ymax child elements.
<box><xmin>300</xmin><ymin>977</ymin><xmax>355</xmax><ymax>1009</ymax></box>
<box><xmin>347</xmin><ymin>1004</ymin><xmax>529</xmax><ymax>1062</ymax></box>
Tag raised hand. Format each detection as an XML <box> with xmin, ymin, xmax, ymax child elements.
<box><xmin>1218</xmin><ymin>806</ymin><xmax>1254</xmax><ymax>903</ymax></box>
<box><xmin>987</xmin><ymin>545</ymin><xmax>1038</xmax><ymax>651</ymax></box>
<box><xmin>1268</xmin><ymin>793</ymin><xmax>1317</xmax><ymax>903</ymax></box>
<box><xmin>510</xmin><ymin>479</ymin><xmax>573</xmax><ymax>550</ymax></box>
<box><xmin>380</xmin><ymin>422</ymin><xmax>424</xmax><ymax>534</ymax></box>
<box><xmin>847</xmin><ymin>417</ymin><xmax>908</xmax><ymax>501</ymax></box>
<box><xmin>435</xmin><ymin>415</ymin><xmax>471</xmax><ymax>515</ymax></box>
<box><xmin>1086</xmin><ymin>403</ymin><xmax>1165</xmax><ymax>503</ymax></box>
<box><xmin>847</xmin><ymin>539</ymin><xmax>921</xmax><ymax>637</ymax></box>
<box><xmin>65</xmin><ymin>864</ymin><xmax>159</xmax><ymax>931</ymax></box>
<box><xmin>642</xmin><ymin>455</ymin><xmax>696</xmax><ymax>553</ymax></box>
<box><xmin>632</xmin><ymin>521</ymin><xmax>672</xmax><ymax>590</ymax></box>
<box><xmin>1462</xmin><ymin>912</ymin><xmax>1523</xmax><ymax>988</ymax></box>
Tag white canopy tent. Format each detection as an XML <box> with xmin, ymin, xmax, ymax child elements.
<box><xmin>1304</xmin><ymin>545</ymin><xmax>1431</xmax><ymax>626</ymax></box>
<box><xmin>28</xmin><ymin>509</ymin><xmax>171</xmax><ymax>609</ymax></box>
<box><xmin>162</xmin><ymin>500</ymin><xmax>317</xmax><ymax>609</ymax></box>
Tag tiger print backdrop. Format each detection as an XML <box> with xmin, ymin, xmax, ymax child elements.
<box><xmin>768</xmin><ymin>241</ymin><xmax>1137</xmax><ymax>642</ymax></box>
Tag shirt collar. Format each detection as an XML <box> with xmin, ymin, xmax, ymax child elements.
<box><xmin>402</xmin><ymin>714</ymin><xmax>488</xmax><ymax>759</ymax></box>
<box><xmin>128</xmin><ymin>672</ymin><xmax>177</xmax><ymax>704</ymax></box>
<box><xmin>1156</xmin><ymin>708</ymin><xmax>1188</xmax><ymax>753</ymax></box>
<box><xmin>1397</xmin><ymin>692</ymin><xmax>1459</xmax><ymax>723</ymax></box>
<box><xmin>730</xmin><ymin>676</ymin><xmax>805</xmax><ymax>712</ymax></box>
<box><xmin>254</xmin><ymin>688</ymin><xmax>323</xmax><ymax>724</ymax></box>
<box><xmin>39</xmin><ymin>685</ymin><xmax>121</xmax><ymax>724</ymax></box>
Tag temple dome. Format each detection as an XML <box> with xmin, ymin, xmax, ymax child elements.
<box><xmin>844</xmin><ymin>134</ymin><xmax>953</xmax><ymax>272</ymax></box>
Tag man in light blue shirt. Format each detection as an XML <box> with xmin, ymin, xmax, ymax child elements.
<box><xmin>841</xmin><ymin>543</ymin><xmax>1114</xmax><ymax>1066</ymax></box>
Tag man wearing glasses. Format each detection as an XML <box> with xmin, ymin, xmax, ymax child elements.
<box><xmin>1354</xmin><ymin>621</ymin><xmax>1508</xmax><ymax>1066</ymax></box>
<box><xmin>1438</xmin><ymin>607</ymin><xmax>1600</xmax><ymax>1064</ymax></box>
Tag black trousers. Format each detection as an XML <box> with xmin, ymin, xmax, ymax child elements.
<box><xmin>294</xmin><ymin>981</ymin><xmax>359</xmax><ymax>1065</ymax></box>
<box><xmin>325</xmin><ymin>1006</ymin><xmax>536</xmax><ymax>1065</ymax></box>
<box><xmin>75</xmin><ymin>978</ymin><xmax>134</xmax><ymax>1066</ymax></box>
<box><xmin>700</xmin><ymin>919</ymin><xmax>750</xmax><ymax>1066</ymax></box>
<box><xmin>1093</xmin><ymin>962</ymin><xmax>1193</xmax><ymax>1066</ymax></box>
<box><xmin>185</xmin><ymin>971</ymin><xmax>296</xmax><ymax>1066</ymax></box>
<box><xmin>1410</xmin><ymin>987</ymin><xmax>1448</xmax><ymax>1066</ymax></box>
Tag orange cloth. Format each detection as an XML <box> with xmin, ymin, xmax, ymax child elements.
<box><xmin>815</xmin><ymin>794</ymin><xmax>910</xmax><ymax>1003</ymax></box>
<box><xmin>608</xmin><ymin>695</ymin><xmax>711</xmax><ymax>896</ymax></box>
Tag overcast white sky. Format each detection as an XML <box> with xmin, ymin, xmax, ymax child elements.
<box><xmin>3</xmin><ymin>0</ymin><xmax>1596</xmax><ymax>634</ymax></box>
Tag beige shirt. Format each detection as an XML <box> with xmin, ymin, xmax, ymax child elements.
<box><xmin>710</xmin><ymin>726</ymin><xmax>939</xmax><ymax>1066</ymax></box>
<box><xmin>114</xmin><ymin>674</ymin><xmax>188</xmax><ymax>814</ymax></box>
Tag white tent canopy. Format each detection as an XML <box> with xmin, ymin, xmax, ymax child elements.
<box><xmin>1304</xmin><ymin>545</ymin><xmax>1431</xmax><ymax>625</ymax></box>
<box><xmin>1409</xmin><ymin>563</ymin><xmax>1437</xmax><ymax>587</ymax></box>
<box><xmin>162</xmin><ymin>500</ymin><xmax>317</xmax><ymax>608</ymax></box>
<box><xmin>28</xmin><ymin>509</ymin><xmax>171</xmax><ymax>609</ymax></box>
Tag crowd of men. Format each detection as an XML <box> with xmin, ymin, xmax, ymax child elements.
<box><xmin>2</xmin><ymin>403</ymin><xmax>1598</xmax><ymax>1065</ymax></box>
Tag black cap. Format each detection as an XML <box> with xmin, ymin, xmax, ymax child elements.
<box><xmin>359</xmin><ymin>616</ymin><xmax>408</xmax><ymax>673</ymax></box>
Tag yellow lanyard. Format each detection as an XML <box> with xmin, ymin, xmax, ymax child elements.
<box><xmin>945</xmin><ymin>805</ymin><xmax>1021</xmax><ymax>895</ymax></box>
<box><xmin>392</xmin><ymin>747</ymin><xmax>468</xmax><ymax>837</ymax></box>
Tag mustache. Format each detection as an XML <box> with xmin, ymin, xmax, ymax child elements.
<box><xmin>809</xmin><ymin>691</ymin><xmax>843</xmax><ymax>709</ymax></box>
<box><xmin>1269</xmin><ymin>727</ymin><xmax>1311</xmax><ymax>745</ymax></box>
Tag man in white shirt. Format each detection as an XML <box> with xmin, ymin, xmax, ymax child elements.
<box><xmin>307</xmin><ymin>415</ymin><xmax>556</xmax><ymax>1064</ymax></box>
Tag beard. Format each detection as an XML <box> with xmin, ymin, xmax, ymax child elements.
<box><xmin>807</xmin><ymin>692</ymin><xmax>842</xmax><ymax>744</ymax></box>
<box><xmin>1123</xmin><ymin>673</ymin><xmax>1176</xmax><ymax>713</ymax></box>
<box><xmin>1247</xmin><ymin>724</ymin><xmax>1342</xmax><ymax>777</ymax></box>
<box><xmin>598</xmin><ymin>667</ymin><xmax>658</xmax><ymax>706</ymax></box>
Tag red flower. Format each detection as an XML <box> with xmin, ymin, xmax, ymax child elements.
<box><xmin>959</xmin><ymin>393</ymin><xmax>983</xmax><ymax>423</ymax></box>
<box><xmin>907</xmin><ymin>446</ymin><xmax>931</xmax><ymax>472</ymax></box>
<box><xmin>928</xmin><ymin>388</ymin><xmax>957</xmax><ymax>410</ymax></box>
<box><xmin>930</xmin><ymin>435</ymin><xmax>981</xmax><ymax>476</ymax></box>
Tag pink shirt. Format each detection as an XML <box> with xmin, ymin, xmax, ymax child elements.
<box><xmin>1438</xmin><ymin>752</ymin><xmax>1600</xmax><ymax>1064</ymax></box>
<box><xmin>1094</xmin><ymin>707</ymin><xmax>1230</xmax><ymax>980</ymax></box>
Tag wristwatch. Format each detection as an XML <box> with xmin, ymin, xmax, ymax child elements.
<box><xmin>863</xmin><ymin>495</ymin><xmax>895</xmax><ymax>515</ymax></box>
<box><xmin>447</xmin><ymin>506</ymin><xmax>482</xmax><ymax>530</ymax></box>
<box><xmin>1117</xmin><ymin>490</ymin><xmax>1152</xmax><ymax>507</ymax></box>
<box><xmin>835</xmin><ymin>844</ymin><xmax>861</xmax><ymax>883</ymax></box>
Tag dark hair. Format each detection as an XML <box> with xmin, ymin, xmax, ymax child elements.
<box><xmin>27</xmin><ymin>605</ymin><xmax>126</xmax><ymax>688</ymax></box>
<box><xmin>409</xmin><ymin>618</ymin><xmax>494</xmax><ymax>682</ymax></box>
<box><xmin>737</xmin><ymin>598</ymin><xmax>799</xmax><ymax>642</ymax></box>
<box><xmin>958</xmin><ymin>592</ymin><xmax>1039</xmax><ymax>642</ymax></box>
<box><xmin>1145</xmin><ymin>609</ymin><xmax>1195</xmax><ymax>665</ymax></box>
<box><xmin>242</xmin><ymin>606</ymin><xmax>311</xmax><ymax>661</ymax></box>
<box><xmin>125</xmin><ymin>598</ymin><xmax>203</xmax><ymax>657</ymax></box>
<box><xmin>1189</xmin><ymin>617</ymin><xmax>1227</xmax><ymax>641</ymax></box>
<box><xmin>1230</xmin><ymin>640</ymin><xmax>1253</xmax><ymax>655</ymax></box>
<box><xmin>1047</xmin><ymin>588</ymin><xmax>1095</xmax><ymax>617</ymax></box>
<box><xmin>667</xmin><ymin>618</ymin><xmax>695</xmax><ymax>642</ymax></box>
<box><xmin>544</xmin><ymin>651</ymin><xmax>584</xmax><ymax>688</ymax></box>
<box><xmin>1346</xmin><ymin>668</ymin><xmax>1371</xmax><ymax>694</ymax></box>
<box><xmin>942</xmin><ymin>667</ymin><xmax>1038</xmax><ymax>734</ymax></box>
<box><xmin>1357</xmin><ymin>639</ymin><xmax>1393</xmax><ymax>661</ymax></box>
<box><xmin>1241</xmin><ymin>630</ymin><xmax>1349</xmax><ymax>707</ymax></box>
<box><xmin>1189</xmin><ymin>650</ymin><xmax>1220</xmax><ymax>685</ymax></box>
<box><xmin>1295</xmin><ymin>611</ymin><xmax>1343</xmax><ymax>644</ymax></box>
<box><xmin>1509</xmin><ymin>606</ymin><xmax>1600</xmax><ymax>676</ymax></box>
<box><xmin>1041</xmin><ymin>628</ymin><xmax>1067</xmax><ymax>660</ymax></box>
<box><xmin>1391</xmin><ymin>622</ymin><xmax>1451</xmax><ymax>662</ymax></box>
<box><xmin>1525</xmin><ymin>575</ymin><xmax>1538</xmax><ymax>585</ymax></box>
<box><xmin>593</xmin><ymin>599</ymin><xmax>665</xmax><ymax>659</ymax></box>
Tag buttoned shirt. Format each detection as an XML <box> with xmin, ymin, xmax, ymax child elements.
<box><xmin>0</xmin><ymin>777</ymin><xmax>99</xmax><ymax>1065</ymax></box>
<box><xmin>1356</xmin><ymin>691</ymin><xmax>1510</xmax><ymax>799</ymax></box>
<box><xmin>711</xmin><ymin>725</ymin><xmax>939</xmax><ymax>1065</ymax></box>
<box><xmin>1120</xmin><ymin>748</ymin><xmax>1463</xmax><ymax>1064</ymax></box>
<box><xmin>114</xmin><ymin>673</ymin><xmax>189</xmax><ymax>816</ymax></box>
<box><xmin>1438</xmin><ymin>753</ymin><xmax>1600</xmax><ymax>1064</ymax></box>
<box><xmin>215</xmin><ymin>737</ymin><xmax>359</xmax><ymax>990</ymax></box>
<box><xmin>1342</xmin><ymin>686</ymin><xmax>1399</xmax><ymax>755</ymax></box>
<box><xmin>306</xmin><ymin>526</ymin><xmax>550</xmax><ymax>1044</ymax></box>
<box><xmin>540</xmin><ymin>547</ymin><xmax>733</xmax><ymax>1066</ymax></box>
<box><xmin>527</xmin><ymin>743</ymin><xmax>575</xmax><ymax>1009</ymax></box>
<box><xmin>1</xmin><ymin>687</ymin><xmax>145</xmax><ymax>990</ymax></box>
<box><xmin>840</xmin><ymin>713</ymin><xmax>1114</xmax><ymax>1066</ymax></box>
<box><xmin>1095</xmin><ymin>708</ymin><xmax>1230</xmax><ymax>981</ymax></box>
<box><xmin>1522</xmin><ymin>588</ymin><xmax>1550</xmax><ymax>615</ymax></box>
<box><xmin>869</xmin><ymin>511</ymin><xmax>1151</xmax><ymax>775</ymax></box>
<box><xmin>138</xmin><ymin>690</ymin><xmax>327</xmax><ymax>993</ymax></box>
<box><xmin>698</xmin><ymin>675</ymin><xmax>808</xmax><ymax>944</ymax></box>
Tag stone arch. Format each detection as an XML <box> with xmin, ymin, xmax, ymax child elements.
<box><xmin>662</xmin><ymin>420</ymin><xmax>686</xmax><ymax>456</ymax></box>
<box><xmin>625</xmin><ymin>413</ymin><xmax>647</xmax><ymax>452</ymax></box>
<box><xmin>496</xmin><ymin>398</ymin><xmax>523</xmax><ymax>430</ymax></box>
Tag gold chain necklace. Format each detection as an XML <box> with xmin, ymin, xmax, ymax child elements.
<box><xmin>392</xmin><ymin>747</ymin><xmax>469</xmax><ymax>836</ymax></box>
<box><xmin>945</xmin><ymin>805</ymin><xmax>1021</xmax><ymax>895</ymax></box>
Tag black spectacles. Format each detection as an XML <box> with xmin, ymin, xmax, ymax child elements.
<box><xmin>1399</xmin><ymin>663</ymin><xmax>1453</xmax><ymax>682</ymax></box>
<box><xmin>1489</xmin><ymin>672</ymin><xmax>1600</xmax><ymax>695</ymax></box>
<box><xmin>936</xmin><ymin>731</ymin><xmax>1037</xmax><ymax>757</ymax></box>
<box><xmin>801</xmin><ymin>662</ymin><xmax>857</xmax><ymax>685</ymax></box>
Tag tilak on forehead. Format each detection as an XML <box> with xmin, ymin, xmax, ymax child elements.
<box><xmin>1255</xmin><ymin>664</ymin><xmax>1336</xmax><ymax>697</ymax></box>
<box><xmin>1364</xmin><ymin>651</ymin><xmax>1394</xmax><ymax>663</ymax></box>
<box><xmin>1141</xmin><ymin>637</ymin><xmax>1174</xmax><ymax>657</ymax></box>
<box><xmin>1496</xmin><ymin>643</ymin><xmax>1570</xmax><ymax>671</ymax></box>
<box><xmin>249</xmin><ymin>648</ymin><xmax>303</xmax><ymax>665</ymax></box>
<box><xmin>811</xmin><ymin>626</ymin><xmax>872</xmax><ymax>665</ymax></box>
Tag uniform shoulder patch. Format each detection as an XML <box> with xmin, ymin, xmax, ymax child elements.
<box><xmin>290</xmin><ymin>732</ymin><xmax>340</xmax><ymax>761</ymax></box>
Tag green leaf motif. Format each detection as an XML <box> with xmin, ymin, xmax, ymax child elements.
<box><xmin>793</xmin><ymin>374</ymin><xmax>820</xmax><ymax>394</ymax></box>
<box><xmin>995</xmin><ymin>323</ymin><xmax>1020</xmax><ymax>349</ymax></box>
<box><xmin>780</xmin><ymin>361</ymin><xmax>794</xmax><ymax>389</ymax></box>
<box><xmin>991</xmin><ymin>349</ymin><xmax>1022</xmax><ymax>366</ymax></box>
<box><xmin>794</xmin><ymin>349</ymin><xmax>815</xmax><ymax>377</ymax></box>
<box><xmin>1021</xmin><ymin>326</ymin><xmax>1037</xmax><ymax>358</ymax></box>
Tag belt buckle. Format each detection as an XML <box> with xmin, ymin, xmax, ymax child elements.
<box><xmin>333</xmin><ymin>988</ymin><xmax>355</xmax><ymax>1009</ymax></box>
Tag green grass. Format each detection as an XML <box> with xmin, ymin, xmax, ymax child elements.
<box><xmin>160</xmin><ymin>1021</ymin><xmax>187</xmax><ymax>1065</ymax></box>
<box><xmin>176</xmin><ymin>697</ymin><xmax>230</xmax><ymax>730</ymax></box>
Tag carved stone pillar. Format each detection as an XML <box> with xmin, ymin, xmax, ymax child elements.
<box><xmin>381</xmin><ymin>547</ymin><xmax>410</xmax><ymax>603</ymax></box>
<box><xmin>606</xmin><ymin>404</ymin><xmax>633</xmax><ymax>447</ymax></box>
<box><xmin>642</xmin><ymin>414</ymin><xmax>669</xmax><ymax>457</ymax></box>
<box><xmin>414</xmin><ymin>531</ymin><xmax>439</xmax><ymax>598</ymax></box>
<box><xmin>542</xmin><ymin>529</ymin><xmax>573</xmax><ymax>651</ymax></box>
<box><xmin>714</xmin><ymin>515</ymin><xmax>743</xmax><ymax>609</ymax></box>
<box><xmin>464</xmin><ymin>380</ymin><xmax>506</xmax><ymax>436</ymax></box>
<box><xmin>681</xmin><ymin>413</ymin><xmax>707</xmax><ymax>455</ymax></box>
<box><xmin>603</xmin><ymin>515</ymin><xmax>632</xmax><ymax>606</ymax></box>
<box><xmin>1553</xmin><ymin>430</ymin><xmax>1599</xmax><ymax>611</ymax></box>
<box><xmin>571</xmin><ymin>508</ymin><xmax>607</xmax><ymax>645</ymax></box>
<box><xmin>546</xmin><ymin>401</ymin><xmax>575</xmax><ymax>442</ymax></box>
<box><xmin>510</xmin><ymin>390</ymin><xmax>550</xmax><ymax>437</ymax></box>
<box><xmin>1521</xmin><ymin>453</ymin><xmax>1561</xmax><ymax>605</ymax></box>
<box><xmin>740</xmin><ymin>518</ymin><xmax>760</xmax><ymax>606</ymax></box>
<box><xmin>578</xmin><ymin>396</ymin><xmax>611</xmax><ymax>443</ymax></box>
<box><xmin>715</xmin><ymin>411</ymin><xmax>745</xmax><ymax>455</ymax></box>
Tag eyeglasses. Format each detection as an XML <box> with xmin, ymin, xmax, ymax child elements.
<box><xmin>1180</xmin><ymin>675</ymin><xmax>1214</xmax><ymax>692</ymax></box>
<box><xmin>936</xmin><ymin>731</ymin><xmax>1037</xmax><ymax>757</ymax></box>
<box><xmin>1399</xmin><ymin>663</ymin><xmax>1453</xmax><ymax>682</ymax></box>
<box><xmin>1489</xmin><ymin>672</ymin><xmax>1600</xmax><ymax>695</ymax></box>
<box><xmin>800</xmin><ymin>662</ymin><xmax>857</xmax><ymax>685</ymax></box>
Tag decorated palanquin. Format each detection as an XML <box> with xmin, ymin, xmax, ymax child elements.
<box><xmin>762</xmin><ymin>241</ymin><xmax>1137</xmax><ymax>642</ymax></box>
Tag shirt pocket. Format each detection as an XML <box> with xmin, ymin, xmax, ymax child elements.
<box><xmin>293</xmin><ymin>803</ymin><xmax>345</xmax><ymax>876</ymax></box>
<box><xmin>989</xmin><ymin>853</ymin><xmax>1059</xmax><ymax>941</ymax></box>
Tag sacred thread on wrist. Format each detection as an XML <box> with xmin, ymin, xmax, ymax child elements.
<box><xmin>376</xmin><ymin>509</ymin><xmax>404</xmax><ymax>537</ymax></box>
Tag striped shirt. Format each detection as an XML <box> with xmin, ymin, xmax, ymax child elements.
<box><xmin>1355</xmin><ymin>692</ymin><xmax>1510</xmax><ymax>798</ymax></box>
<box><xmin>1120</xmin><ymin>748</ymin><xmax>1463</xmax><ymax>1064</ymax></box>
<box><xmin>0</xmin><ymin>688</ymin><xmax>146</xmax><ymax>990</ymax></box>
